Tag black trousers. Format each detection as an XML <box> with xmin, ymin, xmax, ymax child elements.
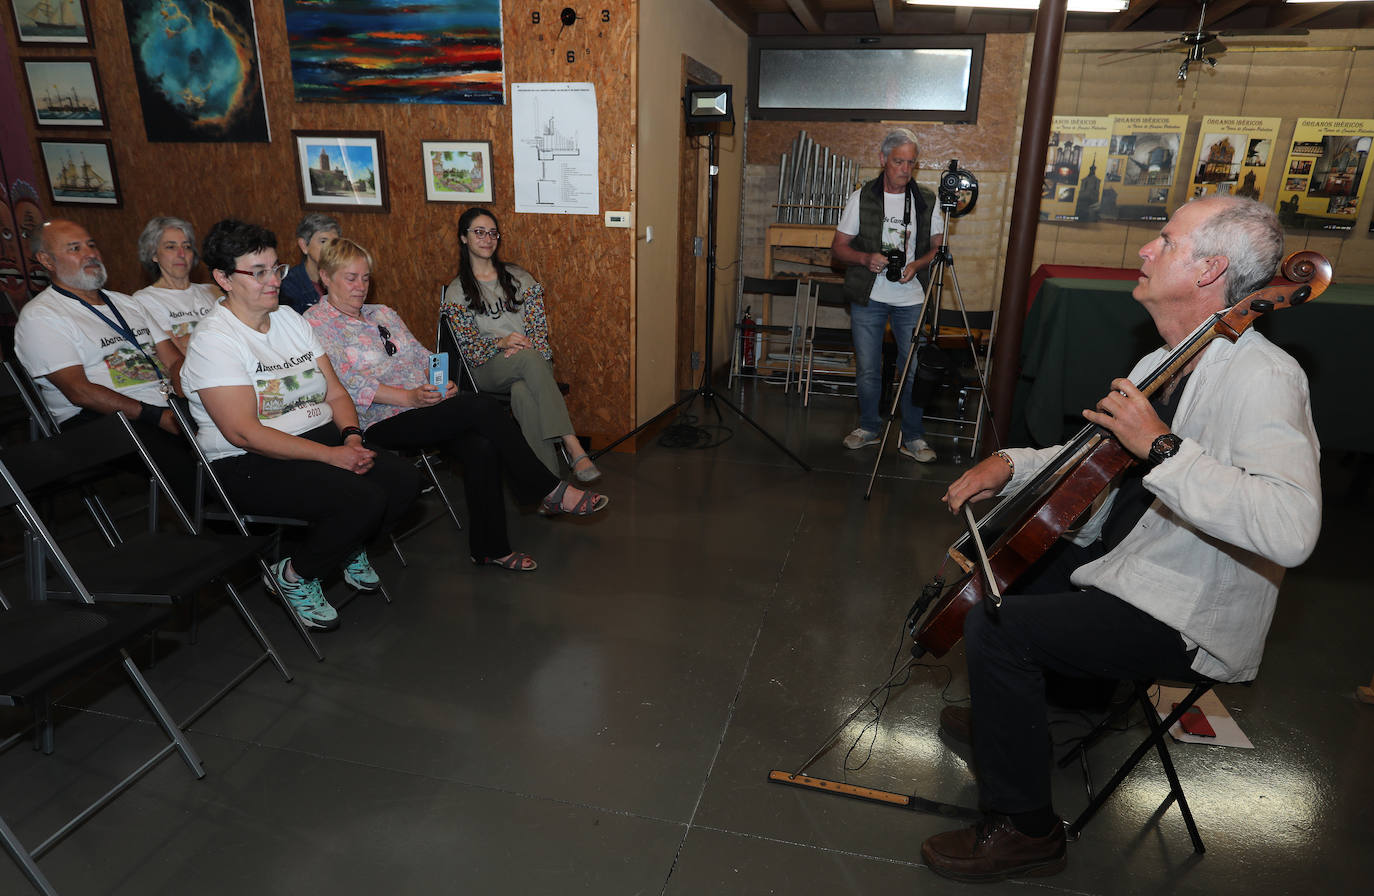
<box><xmin>210</xmin><ymin>424</ymin><xmax>421</xmax><ymax>581</ymax></box>
<box><xmin>965</xmin><ymin>540</ymin><xmax>1201</xmax><ymax>815</ymax></box>
<box><xmin>363</xmin><ymin>394</ymin><xmax>558</xmax><ymax>560</ymax></box>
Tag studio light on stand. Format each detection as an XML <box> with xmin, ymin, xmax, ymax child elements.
<box><xmin>594</xmin><ymin>84</ymin><xmax>809</xmax><ymax>470</ymax></box>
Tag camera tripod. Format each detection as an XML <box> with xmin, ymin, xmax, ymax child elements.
<box><xmin>863</xmin><ymin>206</ymin><xmax>996</xmax><ymax>500</ymax></box>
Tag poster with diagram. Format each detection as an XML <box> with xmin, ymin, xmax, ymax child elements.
<box><xmin>511</xmin><ymin>82</ymin><xmax>599</xmax><ymax>215</ymax></box>
<box><xmin>1041</xmin><ymin>116</ymin><xmax>1112</xmax><ymax>222</ymax></box>
<box><xmin>1274</xmin><ymin>118</ymin><xmax>1374</xmax><ymax>231</ymax></box>
<box><xmin>1186</xmin><ymin>116</ymin><xmax>1280</xmax><ymax>204</ymax></box>
<box><xmin>1098</xmin><ymin>114</ymin><xmax>1188</xmax><ymax>222</ymax></box>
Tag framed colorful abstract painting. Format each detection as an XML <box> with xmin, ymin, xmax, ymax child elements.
<box><xmin>285</xmin><ymin>0</ymin><xmax>504</xmax><ymax>104</ymax></box>
<box><xmin>119</xmin><ymin>0</ymin><xmax>270</xmax><ymax>142</ymax></box>
<box><xmin>422</xmin><ymin>141</ymin><xmax>493</xmax><ymax>203</ymax></box>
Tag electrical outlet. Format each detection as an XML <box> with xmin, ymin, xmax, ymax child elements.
<box><xmin>605</xmin><ymin>211</ymin><xmax>631</xmax><ymax>228</ymax></box>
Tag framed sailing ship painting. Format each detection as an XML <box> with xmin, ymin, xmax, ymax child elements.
<box><xmin>9</xmin><ymin>0</ymin><xmax>94</xmax><ymax>46</ymax></box>
<box><xmin>22</xmin><ymin>58</ymin><xmax>107</xmax><ymax>128</ymax></box>
<box><xmin>39</xmin><ymin>139</ymin><xmax>122</xmax><ymax>207</ymax></box>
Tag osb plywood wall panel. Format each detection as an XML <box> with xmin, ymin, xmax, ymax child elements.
<box><xmin>7</xmin><ymin>0</ymin><xmax>638</xmax><ymax>440</ymax></box>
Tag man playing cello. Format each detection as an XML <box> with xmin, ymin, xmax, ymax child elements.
<box><xmin>923</xmin><ymin>196</ymin><xmax>1322</xmax><ymax>881</ymax></box>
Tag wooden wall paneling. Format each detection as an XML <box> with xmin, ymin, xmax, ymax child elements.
<box><xmin>8</xmin><ymin>0</ymin><xmax>639</xmax><ymax>445</ymax></box>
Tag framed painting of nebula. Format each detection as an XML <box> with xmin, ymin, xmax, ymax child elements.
<box><xmin>119</xmin><ymin>0</ymin><xmax>270</xmax><ymax>142</ymax></box>
<box><xmin>285</xmin><ymin>0</ymin><xmax>505</xmax><ymax>105</ymax></box>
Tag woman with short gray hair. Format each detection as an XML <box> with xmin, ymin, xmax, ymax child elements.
<box><xmin>131</xmin><ymin>215</ymin><xmax>219</xmax><ymax>354</ymax></box>
<box><xmin>280</xmin><ymin>212</ymin><xmax>340</xmax><ymax>313</ymax></box>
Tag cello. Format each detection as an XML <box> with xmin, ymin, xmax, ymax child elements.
<box><xmin>912</xmin><ymin>250</ymin><xmax>1332</xmax><ymax>658</ymax></box>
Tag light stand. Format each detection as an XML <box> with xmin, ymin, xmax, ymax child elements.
<box><xmin>863</xmin><ymin>161</ymin><xmax>996</xmax><ymax>500</ymax></box>
<box><xmin>594</xmin><ymin>86</ymin><xmax>809</xmax><ymax>471</ymax></box>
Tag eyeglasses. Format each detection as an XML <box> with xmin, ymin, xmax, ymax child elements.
<box><xmin>468</xmin><ymin>228</ymin><xmax>500</xmax><ymax>241</ymax></box>
<box><xmin>233</xmin><ymin>263</ymin><xmax>289</xmax><ymax>283</ymax></box>
<box><xmin>377</xmin><ymin>324</ymin><xmax>398</xmax><ymax>356</ymax></box>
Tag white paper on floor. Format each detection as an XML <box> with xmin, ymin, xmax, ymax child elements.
<box><xmin>1152</xmin><ymin>685</ymin><xmax>1253</xmax><ymax>748</ymax></box>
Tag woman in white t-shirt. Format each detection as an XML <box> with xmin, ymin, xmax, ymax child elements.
<box><xmin>180</xmin><ymin>220</ymin><xmax>419</xmax><ymax>632</ymax></box>
<box><xmin>131</xmin><ymin>216</ymin><xmax>219</xmax><ymax>355</ymax></box>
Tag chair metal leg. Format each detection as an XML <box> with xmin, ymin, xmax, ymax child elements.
<box><xmin>1065</xmin><ymin>681</ymin><xmax>1210</xmax><ymax>853</ymax></box>
<box><xmin>118</xmin><ymin>651</ymin><xmax>204</xmax><ymax>779</ymax></box>
<box><xmin>0</xmin><ymin>813</ymin><xmax>59</xmax><ymax>896</ymax></box>
<box><xmin>418</xmin><ymin>453</ymin><xmax>463</xmax><ymax>530</ymax></box>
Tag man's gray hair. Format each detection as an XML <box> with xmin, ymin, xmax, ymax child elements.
<box><xmin>296</xmin><ymin>212</ymin><xmax>341</xmax><ymax>244</ymax></box>
<box><xmin>136</xmin><ymin>216</ymin><xmax>196</xmax><ymax>275</ymax></box>
<box><xmin>880</xmin><ymin>128</ymin><xmax>919</xmax><ymax>161</ymax></box>
<box><xmin>1189</xmin><ymin>197</ymin><xmax>1284</xmax><ymax>307</ymax></box>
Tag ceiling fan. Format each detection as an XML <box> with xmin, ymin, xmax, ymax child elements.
<box><xmin>1096</xmin><ymin>1</ymin><xmax>1308</xmax><ymax>83</ymax></box>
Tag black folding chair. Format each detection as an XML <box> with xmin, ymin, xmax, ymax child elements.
<box><xmin>0</xmin><ymin>599</ymin><xmax>186</xmax><ymax>896</ymax></box>
<box><xmin>1058</xmin><ymin>679</ymin><xmax>1217</xmax><ymax>853</ymax></box>
<box><xmin>0</xmin><ymin>412</ymin><xmax>292</xmax><ymax>726</ymax></box>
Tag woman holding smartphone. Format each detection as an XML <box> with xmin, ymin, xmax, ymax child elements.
<box><xmin>305</xmin><ymin>238</ymin><xmax>607</xmax><ymax>572</ymax></box>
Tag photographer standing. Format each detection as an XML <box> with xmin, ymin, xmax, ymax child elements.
<box><xmin>831</xmin><ymin>128</ymin><xmax>945</xmax><ymax>462</ymax></box>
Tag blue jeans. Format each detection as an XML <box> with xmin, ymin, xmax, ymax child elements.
<box><xmin>850</xmin><ymin>299</ymin><xmax>925</xmax><ymax>441</ymax></box>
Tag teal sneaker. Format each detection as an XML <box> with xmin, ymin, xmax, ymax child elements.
<box><xmin>268</xmin><ymin>558</ymin><xmax>339</xmax><ymax>631</ymax></box>
<box><xmin>342</xmin><ymin>549</ymin><xmax>380</xmax><ymax>592</ymax></box>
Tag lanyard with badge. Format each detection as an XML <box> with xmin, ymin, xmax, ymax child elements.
<box><xmin>56</xmin><ymin>285</ymin><xmax>172</xmax><ymax>397</ymax></box>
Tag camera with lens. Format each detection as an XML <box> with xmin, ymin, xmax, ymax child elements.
<box><xmin>883</xmin><ymin>249</ymin><xmax>906</xmax><ymax>282</ymax></box>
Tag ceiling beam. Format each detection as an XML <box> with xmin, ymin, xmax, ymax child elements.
<box><xmin>1108</xmin><ymin>0</ymin><xmax>1161</xmax><ymax>32</ymax></box>
<box><xmin>1277</xmin><ymin>3</ymin><xmax>1344</xmax><ymax>29</ymax></box>
<box><xmin>1201</xmin><ymin>0</ymin><xmax>1249</xmax><ymax>29</ymax></box>
<box><xmin>874</xmin><ymin>0</ymin><xmax>896</xmax><ymax>33</ymax></box>
<box><xmin>708</xmin><ymin>0</ymin><xmax>755</xmax><ymax>33</ymax></box>
<box><xmin>785</xmin><ymin>0</ymin><xmax>827</xmax><ymax>33</ymax></box>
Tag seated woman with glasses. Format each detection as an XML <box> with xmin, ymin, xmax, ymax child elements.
<box><xmin>179</xmin><ymin>219</ymin><xmax>421</xmax><ymax>631</ymax></box>
<box><xmin>305</xmin><ymin>238</ymin><xmax>607</xmax><ymax>573</ymax></box>
<box><xmin>440</xmin><ymin>207</ymin><xmax>601</xmax><ymax>483</ymax></box>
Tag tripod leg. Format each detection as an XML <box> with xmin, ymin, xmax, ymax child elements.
<box><xmin>710</xmin><ymin>392</ymin><xmax>811</xmax><ymax>471</ymax></box>
<box><xmin>864</xmin><ymin>272</ymin><xmax>941</xmax><ymax>499</ymax></box>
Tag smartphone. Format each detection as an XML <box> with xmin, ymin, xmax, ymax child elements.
<box><xmin>428</xmin><ymin>352</ymin><xmax>449</xmax><ymax>389</ymax></box>
<box><xmin>1174</xmin><ymin>704</ymin><xmax>1216</xmax><ymax>738</ymax></box>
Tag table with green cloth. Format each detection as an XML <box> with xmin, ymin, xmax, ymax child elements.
<box><xmin>1011</xmin><ymin>277</ymin><xmax>1372</xmax><ymax>453</ymax></box>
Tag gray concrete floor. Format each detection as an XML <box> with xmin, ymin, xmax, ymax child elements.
<box><xmin>2</xmin><ymin>380</ymin><xmax>1372</xmax><ymax>894</ymax></box>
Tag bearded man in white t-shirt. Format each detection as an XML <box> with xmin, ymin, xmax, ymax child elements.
<box><xmin>830</xmin><ymin>128</ymin><xmax>945</xmax><ymax>462</ymax></box>
<box><xmin>15</xmin><ymin>219</ymin><xmax>196</xmax><ymax>503</ymax></box>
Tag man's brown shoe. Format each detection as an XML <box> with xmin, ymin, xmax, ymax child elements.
<box><xmin>939</xmin><ymin>705</ymin><xmax>972</xmax><ymax>745</ymax></box>
<box><xmin>921</xmin><ymin>815</ymin><xmax>1067</xmax><ymax>882</ymax></box>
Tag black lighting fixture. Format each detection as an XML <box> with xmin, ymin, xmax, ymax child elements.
<box><xmin>683</xmin><ymin>83</ymin><xmax>733</xmax><ymax>132</ymax></box>
<box><xmin>595</xmin><ymin>81</ymin><xmax>806</xmax><ymax>471</ymax></box>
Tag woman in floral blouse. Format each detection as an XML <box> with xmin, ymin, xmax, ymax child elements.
<box><xmin>306</xmin><ymin>238</ymin><xmax>607</xmax><ymax>573</ymax></box>
<box><xmin>440</xmin><ymin>207</ymin><xmax>600</xmax><ymax>482</ymax></box>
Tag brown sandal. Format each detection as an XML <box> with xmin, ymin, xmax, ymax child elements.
<box><xmin>539</xmin><ymin>481</ymin><xmax>609</xmax><ymax>516</ymax></box>
<box><xmin>471</xmin><ymin>552</ymin><xmax>537</xmax><ymax>572</ymax></box>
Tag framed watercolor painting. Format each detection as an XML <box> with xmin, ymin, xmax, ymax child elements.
<box><xmin>22</xmin><ymin>58</ymin><xmax>107</xmax><ymax>128</ymax></box>
<box><xmin>39</xmin><ymin>138</ymin><xmax>122</xmax><ymax>206</ymax></box>
<box><xmin>9</xmin><ymin>0</ymin><xmax>93</xmax><ymax>46</ymax></box>
<box><xmin>292</xmin><ymin>131</ymin><xmax>388</xmax><ymax>211</ymax></box>
<box><xmin>422</xmin><ymin>141</ymin><xmax>493</xmax><ymax>203</ymax></box>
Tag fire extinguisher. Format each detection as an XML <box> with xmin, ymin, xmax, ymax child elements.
<box><xmin>741</xmin><ymin>306</ymin><xmax>756</xmax><ymax>368</ymax></box>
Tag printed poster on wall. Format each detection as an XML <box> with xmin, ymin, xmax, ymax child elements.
<box><xmin>1098</xmin><ymin>114</ymin><xmax>1188</xmax><ymax>222</ymax></box>
<box><xmin>1186</xmin><ymin>116</ymin><xmax>1281</xmax><ymax>203</ymax></box>
<box><xmin>1041</xmin><ymin>116</ymin><xmax>1112</xmax><ymax>222</ymax></box>
<box><xmin>1275</xmin><ymin>118</ymin><xmax>1374</xmax><ymax>231</ymax></box>
<box><xmin>511</xmin><ymin>82</ymin><xmax>599</xmax><ymax>215</ymax></box>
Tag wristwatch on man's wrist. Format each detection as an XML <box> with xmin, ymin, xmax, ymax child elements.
<box><xmin>1148</xmin><ymin>432</ymin><xmax>1183</xmax><ymax>466</ymax></box>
